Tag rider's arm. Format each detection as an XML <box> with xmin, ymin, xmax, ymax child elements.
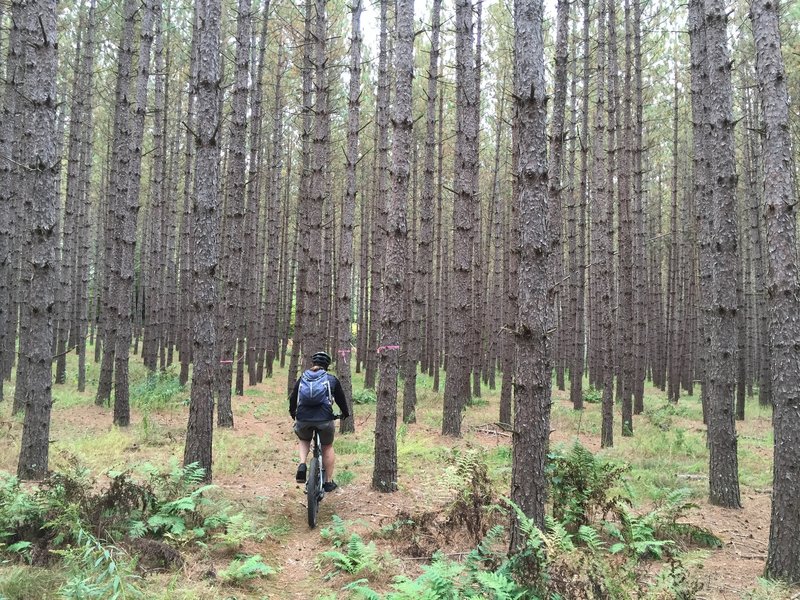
<box><xmin>331</xmin><ymin>378</ymin><xmax>351</xmax><ymax>419</ymax></box>
<box><xmin>289</xmin><ymin>379</ymin><xmax>300</xmax><ymax>419</ymax></box>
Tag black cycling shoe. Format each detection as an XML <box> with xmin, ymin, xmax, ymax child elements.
<box><xmin>323</xmin><ymin>481</ymin><xmax>338</xmax><ymax>493</ymax></box>
<box><xmin>295</xmin><ymin>463</ymin><xmax>307</xmax><ymax>483</ymax></box>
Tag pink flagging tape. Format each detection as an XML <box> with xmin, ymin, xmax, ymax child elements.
<box><xmin>376</xmin><ymin>345</ymin><xmax>400</xmax><ymax>354</ymax></box>
<box><xmin>219</xmin><ymin>360</ymin><xmax>234</xmax><ymax>364</ymax></box>
<box><xmin>337</xmin><ymin>349</ymin><xmax>351</xmax><ymax>363</ymax></box>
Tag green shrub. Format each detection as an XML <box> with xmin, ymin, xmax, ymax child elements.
<box><xmin>353</xmin><ymin>389</ymin><xmax>377</xmax><ymax>405</ymax></box>
<box><xmin>583</xmin><ymin>386</ymin><xmax>603</xmax><ymax>404</ymax></box>
<box><xmin>56</xmin><ymin>529</ymin><xmax>143</xmax><ymax>600</ymax></box>
<box><xmin>0</xmin><ymin>460</ymin><xmax>259</xmax><ymax>577</ymax></box>
<box><xmin>130</xmin><ymin>368</ymin><xmax>185</xmax><ymax>410</ymax></box>
<box><xmin>548</xmin><ymin>442</ymin><xmax>630</xmax><ymax>531</ymax></box>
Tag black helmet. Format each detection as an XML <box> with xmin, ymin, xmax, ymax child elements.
<box><xmin>311</xmin><ymin>351</ymin><xmax>332</xmax><ymax>369</ymax></box>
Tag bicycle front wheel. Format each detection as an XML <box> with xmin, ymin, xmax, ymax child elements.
<box><xmin>307</xmin><ymin>458</ymin><xmax>320</xmax><ymax>528</ymax></box>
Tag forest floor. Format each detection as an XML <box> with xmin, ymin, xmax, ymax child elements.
<box><xmin>0</xmin><ymin>353</ymin><xmax>797</xmax><ymax>600</ymax></box>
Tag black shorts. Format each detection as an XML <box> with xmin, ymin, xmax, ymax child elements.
<box><xmin>294</xmin><ymin>420</ymin><xmax>336</xmax><ymax>446</ymax></box>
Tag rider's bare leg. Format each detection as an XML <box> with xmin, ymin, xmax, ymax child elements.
<box><xmin>298</xmin><ymin>440</ymin><xmax>311</xmax><ymax>464</ymax></box>
<box><xmin>322</xmin><ymin>444</ymin><xmax>335</xmax><ymax>482</ymax></box>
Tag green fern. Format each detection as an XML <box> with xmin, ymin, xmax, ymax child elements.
<box><xmin>319</xmin><ymin>533</ymin><xmax>381</xmax><ymax>576</ymax></box>
<box><xmin>545</xmin><ymin>516</ymin><xmax>575</xmax><ymax>552</ymax></box>
<box><xmin>219</xmin><ymin>554</ymin><xmax>275</xmax><ymax>584</ymax></box>
<box><xmin>577</xmin><ymin>525</ymin><xmax>605</xmax><ymax>551</ymax></box>
<box><xmin>473</xmin><ymin>570</ymin><xmax>524</xmax><ymax>599</ymax></box>
<box><xmin>320</xmin><ymin>514</ymin><xmax>349</xmax><ymax>547</ymax></box>
<box><xmin>344</xmin><ymin>578</ymin><xmax>384</xmax><ymax>600</ymax></box>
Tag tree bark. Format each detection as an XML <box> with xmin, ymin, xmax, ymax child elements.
<box><xmin>365</xmin><ymin>0</ymin><xmax>391</xmax><ymax>390</ymax></box>
<box><xmin>443</xmin><ymin>0</ymin><xmax>477</xmax><ymax>437</ymax></box>
<box><xmin>548</xmin><ymin>0</ymin><xmax>569</xmax><ymax>397</ymax></box>
<box><xmin>751</xmin><ymin>0</ymin><xmax>800</xmax><ymax>581</ymax></box>
<box><xmin>510</xmin><ymin>0</ymin><xmax>551</xmax><ymax>546</ymax></box>
<box><xmin>217</xmin><ymin>0</ymin><xmax>252</xmax><ymax>427</ymax></box>
<box><xmin>697</xmin><ymin>0</ymin><xmax>741</xmax><ymax>509</ymax></box>
<box><xmin>338</xmin><ymin>0</ymin><xmax>362</xmax><ymax>435</ymax></box>
<box><xmin>113</xmin><ymin>0</ymin><xmax>155</xmax><ymax>427</ymax></box>
<box><xmin>373</xmin><ymin>0</ymin><xmax>413</xmax><ymax>493</ymax></box>
<box><xmin>16</xmin><ymin>0</ymin><xmax>58</xmax><ymax>481</ymax></box>
<box><xmin>184</xmin><ymin>0</ymin><xmax>222</xmax><ymax>482</ymax></box>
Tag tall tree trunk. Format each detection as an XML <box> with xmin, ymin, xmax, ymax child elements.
<box><xmin>338</xmin><ymin>0</ymin><xmax>362</xmax><ymax>434</ymax></box>
<box><xmin>0</xmin><ymin>2</ymin><xmax>23</xmax><ymax>403</ymax></box>
<box><xmin>571</xmin><ymin>0</ymin><xmax>591</xmax><ymax>411</ymax></box>
<box><xmin>75</xmin><ymin>0</ymin><xmax>97</xmax><ymax>392</ymax></box>
<box><xmin>303</xmin><ymin>0</ymin><xmax>330</xmax><ymax>358</ymax></box>
<box><xmin>751</xmin><ymin>0</ymin><xmax>800</xmax><ymax>581</ymax></box>
<box><xmin>113</xmin><ymin>0</ymin><xmax>155</xmax><ymax>427</ymax></box>
<box><xmin>264</xmin><ymin>44</ymin><xmax>283</xmax><ymax>382</ymax></box>
<box><xmin>631</xmin><ymin>0</ymin><xmax>646</xmax><ymax>413</ymax></box>
<box><xmin>96</xmin><ymin>0</ymin><xmax>139</xmax><ymax>406</ymax></box>
<box><xmin>404</xmin><ymin>0</ymin><xmax>440</xmax><ymax>422</ymax></box>
<box><xmin>55</xmin><ymin>24</ymin><xmax>85</xmax><ymax>385</ymax></box>
<box><xmin>16</xmin><ymin>0</ymin><xmax>58</xmax><ymax>480</ymax></box>
<box><xmin>143</xmin><ymin>4</ymin><xmax>166</xmax><ymax>373</ymax></box>
<box><xmin>618</xmin><ymin>0</ymin><xmax>634</xmax><ymax>435</ymax></box>
<box><xmin>289</xmin><ymin>0</ymin><xmax>315</xmax><ymax>390</ymax></box>
<box><xmin>470</xmin><ymin>0</ymin><xmax>484</xmax><ymax>400</ymax></box>
<box><xmin>432</xmin><ymin>85</ymin><xmax>446</xmax><ymax>393</ymax></box>
<box><xmin>510</xmin><ymin>0</ymin><xmax>550</xmax><ymax>546</ymax></box>
<box><xmin>244</xmin><ymin>0</ymin><xmax>270</xmax><ymax>386</ymax></box>
<box><xmin>592</xmin><ymin>0</ymin><xmax>613</xmax><ymax>449</ymax></box>
<box><xmin>373</xmin><ymin>0</ymin><xmax>413</xmax><ymax>493</ymax></box>
<box><xmin>487</xmin><ymin>72</ymin><xmax>508</xmax><ymax>394</ymax></box>
<box><xmin>184</xmin><ymin>0</ymin><xmax>222</xmax><ymax>482</ymax></box>
<box><xmin>178</xmin><ymin>6</ymin><xmax>199</xmax><ymax>387</ymax></box>
<box><xmin>666</xmin><ymin>76</ymin><xmax>680</xmax><ymax>404</ymax></box>
<box><xmin>697</xmin><ymin>0</ymin><xmax>741</xmax><ymax>509</ymax></box>
<box><xmin>548</xmin><ymin>0</ymin><xmax>569</xmax><ymax>396</ymax></box>
<box><xmin>365</xmin><ymin>0</ymin><xmax>391</xmax><ymax>390</ymax></box>
<box><xmin>499</xmin><ymin>113</ymin><xmax>519</xmax><ymax>428</ymax></box>
<box><xmin>217</xmin><ymin>0</ymin><xmax>252</xmax><ymax>427</ymax></box>
<box><xmin>443</xmin><ymin>0</ymin><xmax>477</xmax><ymax>437</ymax></box>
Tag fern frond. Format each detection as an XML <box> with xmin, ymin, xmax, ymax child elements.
<box><xmin>545</xmin><ymin>516</ymin><xmax>575</xmax><ymax>552</ymax></box>
<box><xmin>577</xmin><ymin>525</ymin><xmax>605</xmax><ymax>551</ymax></box>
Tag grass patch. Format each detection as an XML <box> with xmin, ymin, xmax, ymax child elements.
<box><xmin>336</xmin><ymin>439</ymin><xmax>372</xmax><ymax>455</ymax></box>
<box><xmin>51</xmin><ymin>388</ymin><xmax>93</xmax><ymax>409</ymax></box>
<box><xmin>743</xmin><ymin>578</ymin><xmax>796</xmax><ymax>600</ymax></box>
<box><xmin>0</xmin><ymin>566</ymin><xmax>65</xmax><ymax>600</ymax></box>
<box><xmin>57</xmin><ymin>428</ymin><xmax>133</xmax><ymax>471</ymax></box>
<box><xmin>130</xmin><ymin>367</ymin><xmax>186</xmax><ymax>410</ymax></box>
<box><xmin>214</xmin><ymin>430</ymin><xmax>273</xmax><ymax>476</ymax></box>
<box><xmin>337</xmin><ymin>469</ymin><xmax>355</xmax><ymax>487</ymax></box>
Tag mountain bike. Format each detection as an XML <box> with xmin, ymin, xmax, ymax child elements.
<box><xmin>306</xmin><ymin>415</ymin><xmax>340</xmax><ymax>528</ymax></box>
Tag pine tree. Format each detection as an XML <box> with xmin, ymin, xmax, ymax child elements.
<box><xmin>184</xmin><ymin>0</ymin><xmax>223</xmax><ymax>482</ymax></box>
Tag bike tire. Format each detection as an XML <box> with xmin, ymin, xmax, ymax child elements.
<box><xmin>307</xmin><ymin>458</ymin><xmax>320</xmax><ymax>528</ymax></box>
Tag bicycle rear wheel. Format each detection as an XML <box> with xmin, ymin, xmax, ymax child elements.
<box><xmin>307</xmin><ymin>457</ymin><xmax>320</xmax><ymax>528</ymax></box>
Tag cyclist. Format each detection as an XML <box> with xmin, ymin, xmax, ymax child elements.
<box><xmin>289</xmin><ymin>351</ymin><xmax>351</xmax><ymax>492</ymax></box>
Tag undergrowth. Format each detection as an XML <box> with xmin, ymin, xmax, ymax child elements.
<box><xmin>0</xmin><ymin>459</ymin><xmax>274</xmax><ymax>595</ymax></box>
<box><xmin>129</xmin><ymin>367</ymin><xmax>185</xmax><ymax>410</ymax></box>
<box><xmin>362</xmin><ymin>443</ymin><xmax>717</xmax><ymax>599</ymax></box>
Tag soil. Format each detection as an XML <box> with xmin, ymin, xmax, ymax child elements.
<box><xmin>4</xmin><ymin>379</ymin><xmax>798</xmax><ymax>600</ymax></box>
